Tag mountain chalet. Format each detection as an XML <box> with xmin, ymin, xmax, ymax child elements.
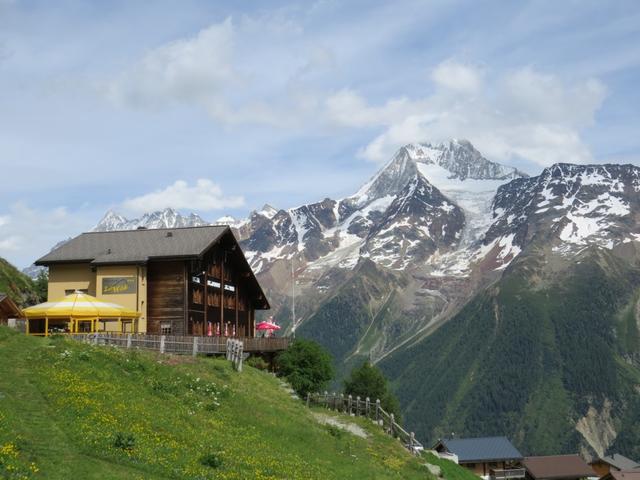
<box><xmin>34</xmin><ymin>226</ymin><xmax>269</xmax><ymax>336</ymax></box>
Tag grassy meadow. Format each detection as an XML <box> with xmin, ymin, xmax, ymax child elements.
<box><xmin>0</xmin><ymin>327</ymin><xmax>456</xmax><ymax>479</ymax></box>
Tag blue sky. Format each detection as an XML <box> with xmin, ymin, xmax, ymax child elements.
<box><xmin>1</xmin><ymin>0</ymin><xmax>639</xmax><ymax>267</ymax></box>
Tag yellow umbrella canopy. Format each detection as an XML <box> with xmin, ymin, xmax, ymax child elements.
<box><xmin>23</xmin><ymin>291</ymin><xmax>140</xmax><ymax>319</ymax></box>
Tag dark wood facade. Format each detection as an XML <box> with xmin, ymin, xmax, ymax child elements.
<box><xmin>146</xmin><ymin>231</ymin><xmax>266</xmax><ymax>337</ymax></box>
<box><xmin>147</xmin><ymin>261</ymin><xmax>186</xmax><ymax>335</ymax></box>
<box><xmin>0</xmin><ymin>294</ymin><xmax>22</xmax><ymax>326</ymax></box>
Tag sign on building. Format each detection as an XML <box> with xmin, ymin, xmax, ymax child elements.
<box><xmin>102</xmin><ymin>277</ymin><xmax>137</xmax><ymax>295</ymax></box>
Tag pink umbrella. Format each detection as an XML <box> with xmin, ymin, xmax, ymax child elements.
<box><xmin>256</xmin><ymin>321</ymin><xmax>281</xmax><ymax>331</ymax></box>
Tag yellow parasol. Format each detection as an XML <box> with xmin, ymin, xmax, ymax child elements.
<box><xmin>23</xmin><ymin>290</ymin><xmax>140</xmax><ymax>335</ymax></box>
<box><xmin>23</xmin><ymin>291</ymin><xmax>140</xmax><ymax>318</ymax></box>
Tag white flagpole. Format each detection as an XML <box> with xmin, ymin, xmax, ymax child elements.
<box><xmin>291</xmin><ymin>258</ymin><xmax>296</xmax><ymax>339</ymax></box>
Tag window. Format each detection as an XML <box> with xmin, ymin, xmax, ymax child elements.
<box><xmin>161</xmin><ymin>323</ymin><xmax>172</xmax><ymax>335</ymax></box>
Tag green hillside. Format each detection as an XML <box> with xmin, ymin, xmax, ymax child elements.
<box><xmin>298</xmin><ymin>260</ymin><xmax>424</xmax><ymax>384</ymax></box>
<box><xmin>381</xmin><ymin>248</ymin><xmax>640</xmax><ymax>458</ymax></box>
<box><xmin>0</xmin><ymin>257</ymin><xmax>40</xmax><ymax>306</ymax></box>
<box><xmin>0</xmin><ymin>327</ymin><xmax>456</xmax><ymax>479</ymax></box>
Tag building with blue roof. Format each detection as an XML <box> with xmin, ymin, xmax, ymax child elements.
<box><xmin>434</xmin><ymin>436</ymin><xmax>525</xmax><ymax>480</ymax></box>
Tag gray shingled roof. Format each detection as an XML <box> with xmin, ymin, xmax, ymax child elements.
<box><xmin>437</xmin><ymin>436</ymin><xmax>523</xmax><ymax>463</ymax></box>
<box><xmin>35</xmin><ymin>226</ymin><xmax>229</xmax><ymax>265</ymax></box>
<box><xmin>599</xmin><ymin>454</ymin><xmax>640</xmax><ymax>470</ymax></box>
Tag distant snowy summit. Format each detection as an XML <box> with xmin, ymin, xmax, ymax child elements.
<box><xmin>93</xmin><ymin>208</ymin><xmax>209</xmax><ymax>232</ymax></box>
<box><xmin>92</xmin><ymin>203</ymin><xmax>281</xmax><ymax>233</ymax></box>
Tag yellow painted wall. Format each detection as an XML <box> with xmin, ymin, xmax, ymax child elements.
<box><xmin>48</xmin><ymin>264</ymin><xmax>96</xmax><ymax>300</ymax></box>
<box><xmin>47</xmin><ymin>263</ymin><xmax>148</xmax><ymax>333</ymax></box>
<box><xmin>96</xmin><ymin>265</ymin><xmax>147</xmax><ymax>333</ymax></box>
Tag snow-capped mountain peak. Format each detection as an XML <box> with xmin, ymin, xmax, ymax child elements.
<box><xmin>256</xmin><ymin>204</ymin><xmax>279</xmax><ymax>219</ymax></box>
<box><xmin>93</xmin><ymin>210</ymin><xmax>128</xmax><ymax>232</ymax></box>
<box><xmin>349</xmin><ymin>140</ymin><xmax>527</xmax><ymax>211</ymax></box>
<box><xmin>93</xmin><ymin>207</ymin><xmax>208</xmax><ymax>232</ymax></box>
<box><xmin>404</xmin><ymin>139</ymin><xmax>528</xmax><ymax>181</ymax></box>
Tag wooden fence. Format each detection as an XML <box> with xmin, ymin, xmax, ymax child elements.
<box><xmin>69</xmin><ymin>333</ymin><xmax>290</xmax><ymax>355</ymax></box>
<box><xmin>306</xmin><ymin>391</ymin><xmax>423</xmax><ymax>454</ymax></box>
<box><xmin>226</xmin><ymin>338</ymin><xmax>244</xmax><ymax>372</ymax></box>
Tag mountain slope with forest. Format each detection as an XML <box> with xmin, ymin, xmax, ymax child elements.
<box><xmin>381</xmin><ymin>247</ymin><xmax>640</xmax><ymax>459</ymax></box>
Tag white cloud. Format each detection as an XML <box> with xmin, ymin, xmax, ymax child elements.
<box><xmin>106</xmin><ymin>18</ymin><xmax>235</xmax><ymax>109</ymax></box>
<box><xmin>351</xmin><ymin>62</ymin><xmax>607</xmax><ymax>166</ymax></box>
<box><xmin>102</xmin><ymin>17</ymin><xmax>609</xmax><ymax>169</ymax></box>
<box><xmin>325</xmin><ymin>89</ymin><xmax>427</xmax><ymax>128</ymax></box>
<box><xmin>122</xmin><ymin>179</ymin><xmax>244</xmax><ymax>213</ymax></box>
<box><xmin>431</xmin><ymin>60</ymin><xmax>483</xmax><ymax>93</ymax></box>
<box><xmin>0</xmin><ymin>215</ymin><xmax>9</xmax><ymax>227</ymax></box>
<box><xmin>0</xmin><ymin>236</ymin><xmax>20</xmax><ymax>251</ymax></box>
<box><xmin>0</xmin><ymin>202</ymin><xmax>95</xmax><ymax>268</ymax></box>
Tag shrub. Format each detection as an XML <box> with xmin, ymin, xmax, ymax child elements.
<box><xmin>344</xmin><ymin>361</ymin><xmax>401</xmax><ymax>420</ymax></box>
<box><xmin>113</xmin><ymin>432</ymin><xmax>135</xmax><ymax>451</ymax></box>
<box><xmin>276</xmin><ymin>339</ymin><xmax>334</xmax><ymax>397</ymax></box>
<box><xmin>246</xmin><ymin>355</ymin><xmax>269</xmax><ymax>370</ymax></box>
<box><xmin>200</xmin><ymin>452</ymin><xmax>223</xmax><ymax>469</ymax></box>
<box><xmin>326</xmin><ymin>424</ymin><xmax>344</xmax><ymax>439</ymax></box>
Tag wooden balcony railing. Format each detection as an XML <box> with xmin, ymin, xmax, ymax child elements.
<box><xmin>490</xmin><ymin>468</ymin><xmax>527</xmax><ymax>480</ymax></box>
<box><xmin>69</xmin><ymin>333</ymin><xmax>291</xmax><ymax>355</ymax></box>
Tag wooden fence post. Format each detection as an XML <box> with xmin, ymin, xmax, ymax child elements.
<box><xmin>375</xmin><ymin>399</ymin><xmax>381</xmax><ymax>423</ymax></box>
<box><xmin>356</xmin><ymin>396</ymin><xmax>361</xmax><ymax>416</ymax></box>
<box><xmin>340</xmin><ymin>393</ymin><xmax>345</xmax><ymax>413</ymax></box>
<box><xmin>347</xmin><ymin>395</ymin><xmax>353</xmax><ymax>415</ymax></box>
<box><xmin>160</xmin><ymin>335</ymin><xmax>166</xmax><ymax>354</ymax></box>
<box><xmin>366</xmin><ymin>397</ymin><xmax>370</xmax><ymax>418</ymax></box>
<box><xmin>192</xmin><ymin>336</ymin><xmax>198</xmax><ymax>357</ymax></box>
<box><xmin>409</xmin><ymin>432</ymin><xmax>415</xmax><ymax>451</ymax></box>
<box><xmin>390</xmin><ymin>413</ymin><xmax>395</xmax><ymax>437</ymax></box>
<box><xmin>237</xmin><ymin>342</ymin><xmax>243</xmax><ymax>372</ymax></box>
